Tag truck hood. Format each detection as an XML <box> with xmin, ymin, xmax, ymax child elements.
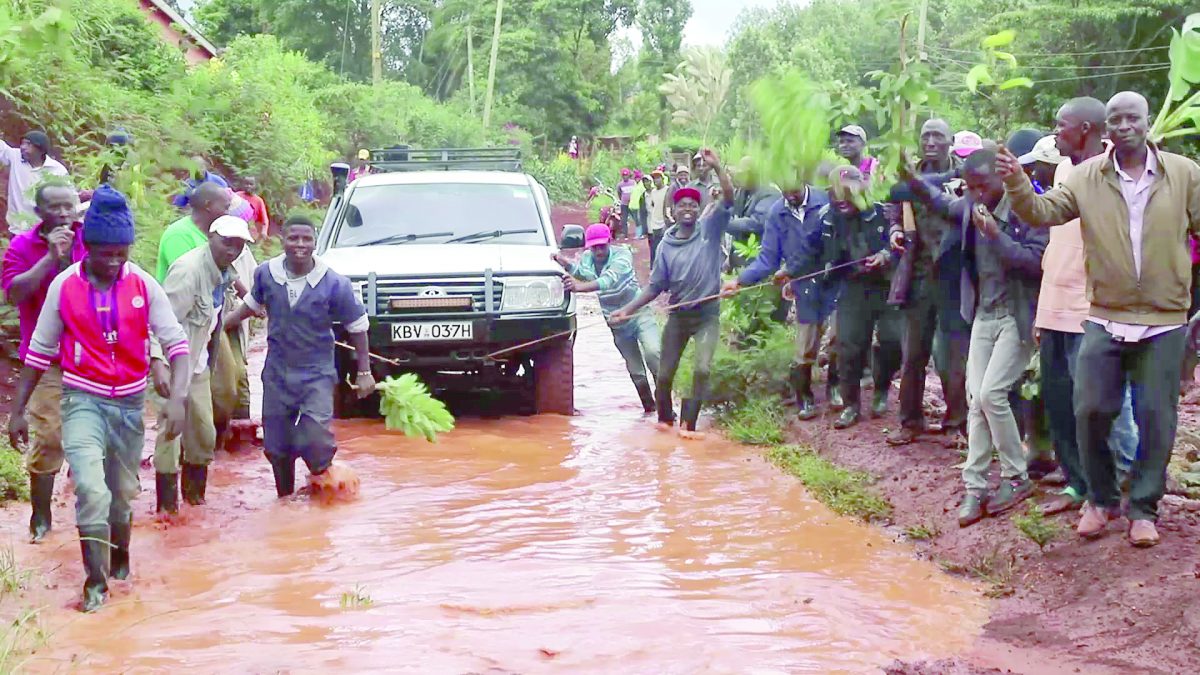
<box><xmin>319</xmin><ymin>244</ymin><xmax>561</xmax><ymax>278</ymax></box>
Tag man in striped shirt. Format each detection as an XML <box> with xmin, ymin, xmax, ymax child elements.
<box><xmin>555</xmin><ymin>224</ymin><xmax>661</xmax><ymax>412</ymax></box>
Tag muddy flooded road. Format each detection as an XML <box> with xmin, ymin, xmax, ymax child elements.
<box><xmin>5</xmin><ymin>300</ymin><xmax>986</xmax><ymax>673</ymax></box>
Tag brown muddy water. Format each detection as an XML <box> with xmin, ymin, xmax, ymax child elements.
<box><xmin>3</xmin><ymin>300</ymin><xmax>985</xmax><ymax>673</ymax></box>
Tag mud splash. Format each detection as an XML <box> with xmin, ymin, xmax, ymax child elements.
<box><xmin>5</xmin><ymin>299</ymin><xmax>986</xmax><ymax>673</ymax></box>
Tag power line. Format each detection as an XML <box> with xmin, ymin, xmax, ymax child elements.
<box><xmin>930</xmin><ymin>45</ymin><xmax>1169</xmax><ymax>57</ymax></box>
<box><xmin>935</xmin><ymin>64</ymin><xmax>1171</xmax><ymax>88</ymax></box>
<box><xmin>929</xmin><ymin>54</ymin><xmax>1172</xmax><ymax>70</ymax></box>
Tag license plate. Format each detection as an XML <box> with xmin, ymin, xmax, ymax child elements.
<box><xmin>390</xmin><ymin>321</ymin><xmax>473</xmax><ymax>342</ymax></box>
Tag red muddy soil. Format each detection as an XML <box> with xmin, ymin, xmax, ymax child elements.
<box><xmin>790</xmin><ymin>371</ymin><xmax>1200</xmax><ymax>675</ymax></box>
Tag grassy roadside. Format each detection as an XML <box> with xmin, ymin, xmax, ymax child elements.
<box><xmin>765</xmin><ymin>444</ymin><xmax>893</xmax><ymax>521</ymax></box>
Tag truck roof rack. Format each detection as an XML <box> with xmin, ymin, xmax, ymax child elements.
<box><xmin>368</xmin><ymin>147</ymin><xmax>523</xmax><ymax>173</ymax></box>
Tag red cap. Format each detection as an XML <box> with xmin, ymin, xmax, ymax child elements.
<box><xmin>673</xmin><ymin>187</ymin><xmax>703</xmax><ymax>204</ymax></box>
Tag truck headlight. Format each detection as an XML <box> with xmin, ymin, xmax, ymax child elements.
<box><xmin>501</xmin><ymin>276</ymin><xmax>564</xmax><ymax>311</ymax></box>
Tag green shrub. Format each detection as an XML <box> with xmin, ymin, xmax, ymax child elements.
<box><xmin>526</xmin><ymin>153</ymin><xmax>582</xmax><ymax>204</ymax></box>
<box><xmin>0</xmin><ymin>440</ymin><xmax>30</xmax><ymax>503</ymax></box>
<box><xmin>1012</xmin><ymin>504</ymin><xmax>1062</xmax><ymax>552</ymax></box>
<box><xmin>766</xmin><ymin>444</ymin><xmax>891</xmax><ymax>521</ymax></box>
<box><xmin>719</xmin><ymin>398</ymin><xmax>786</xmax><ymax>445</ymax></box>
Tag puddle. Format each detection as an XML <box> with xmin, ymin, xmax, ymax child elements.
<box><xmin>5</xmin><ymin>299</ymin><xmax>985</xmax><ymax>673</ymax></box>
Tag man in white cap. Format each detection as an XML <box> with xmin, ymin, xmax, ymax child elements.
<box><xmin>1018</xmin><ymin>135</ymin><xmax>1065</xmax><ymax>194</ymax></box>
<box><xmin>951</xmin><ymin>131</ymin><xmax>984</xmax><ymax>159</ymax></box>
<box><xmin>150</xmin><ymin>214</ymin><xmax>255</xmax><ymax>512</ymax></box>
<box><xmin>836</xmin><ymin>125</ymin><xmax>879</xmax><ymax>179</ymax></box>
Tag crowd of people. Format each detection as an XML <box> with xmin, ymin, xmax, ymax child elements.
<box><xmin>558</xmin><ymin>91</ymin><xmax>1200</xmax><ymax>553</ymax></box>
<box><xmin>0</xmin><ymin>129</ymin><xmax>374</xmax><ymax>612</ymax></box>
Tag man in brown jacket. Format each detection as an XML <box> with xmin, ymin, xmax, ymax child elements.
<box><xmin>997</xmin><ymin>91</ymin><xmax>1200</xmax><ymax>547</ymax></box>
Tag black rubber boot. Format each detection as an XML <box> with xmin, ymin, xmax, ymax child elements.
<box><xmin>28</xmin><ymin>472</ymin><xmax>55</xmax><ymax>543</ymax></box>
<box><xmin>181</xmin><ymin>464</ymin><xmax>208</xmax><ymax>506</ymax></box>
<box><xmin>680</xmin><ymin>399</ymin><xmax>702</xmax><ymax>432</ymax></box>
<box><xmin>827</xmin><ymin>354</ymin><xmax>844</xmax><ymax>410</ymax></box>
<box><xmin>78</xmin><ymin>525</ymin><xmax>110</xmax><ymax>613</ymax></box>
<box><xmin>110</xmin><ymin>516</ymin><xmax>131</xmax><ymax>580</ymax></box>
<box><xmin>268</xmin><ymin>454</ymin><xmax>296</xmax><ymax>498</ymax></box>
<box><xmin>634</xmin><ymin>380</ymin><xmax>656</xmax><ymax>413</ymax></box>
<box><xmin>155</xmin><ymin>472</ymin><xmax>179</xmax><ymax>515</ymax></box>
<box><xmin>789</xmin><ymin>365</ymin><xmax>817</xmax><ymax>420</ymax></box>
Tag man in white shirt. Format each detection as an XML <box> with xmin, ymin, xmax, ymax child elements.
<box><xmin>645</xmin><ymin>169</ymin><xmax>670</xmax><ymax>265</ymax></box>
<box><xmin>1</xmin><ymin>130</ymin><xmax>70</xmax><ymax>233</ymax></box>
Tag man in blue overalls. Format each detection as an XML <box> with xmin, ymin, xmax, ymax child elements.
<box><xmin>226</xmin><ymin>215</ymin><xmax>374</xmax><ymax>496</ymax></box>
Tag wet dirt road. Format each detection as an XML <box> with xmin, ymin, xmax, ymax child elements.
<box><xmin>6</xmin><ymin>299</ymin><xmax>986</xmax><ymax>673</ymax></box>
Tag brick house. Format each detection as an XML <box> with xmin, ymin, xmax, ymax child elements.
<box><xmin>138</xmin><ymin>0</ymin><xmax>218</xmax><ymax>65</ymax></box>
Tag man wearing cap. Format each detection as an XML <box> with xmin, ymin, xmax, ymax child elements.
<box><xmin>150</xmin><ymin>215</ymin><xmax>255</xmax><ymax>511</ymax></box>
<box><xmin>837</xmin><ymin>125</ymin><xmax>879</xmax><ymax>180</ymax></box>
<box><xmin>721</xmin><ymin>181</ymin><xmax>831</xmax><ymax>419</ymax></box>
<box><xmin>1</xmin><ymin>130</ymin><xmax>70</xmax><ymax>233</ymax></box>
<box><xmin>1</xmin><ymin>181</ymin><xmax>87</xmax><ymax>543</ymax></box>
<box><xmin>7</xmin><ymin>185</ymin><xmax>191</xmax><ymax>612</ymax></box>
<box><xmin>349</xmin><ymin>149</ymin><xmax>373</xmax><ymax>183</ymax></box>
<box><xmin>611</xmin><ymin>148</ymin><xmax>735</xmax><ymax>438</ymax></box>
<box><xmin>629</xmin><ymin>171</ymin><xmax>649</xmax><ymax>238</ymax></box>
<box><xmin>555</xmin><ymin>225</ymin><xmax>661</xmax><ymax>413</ymax></box>
<box><xmin>666</xmin><ymin>165</ymin><xmax>691</xmax><ymax>224</ymax></box>
<box><xmin>645</xmin><ymin>170</ymin><xmax>670</xmax><ymax>265</ymax></box>
<box><xmin>1018</xmin><ymin>135</ymin><xmax>1065</xmax><ymax>194</ymax></box>
<box><xmin>998</xmin><ymin>91</ymin><xmax>1200</xmax><ymax>547</ymax></box>
<box><xmin>616</xmin><ymin>168</ymin><xmax>637</xmax><ymax>239</ymax></box>
<box><xmin>886</xmin><ymin>119</ymin><xmax>971</xmax><ymax>446</ymax></box>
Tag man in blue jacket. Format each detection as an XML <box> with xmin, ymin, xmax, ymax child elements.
<box><xmin>721</xmin><ymin>183</ymin><xmax>833</xmax><ymax>419</ymax></box>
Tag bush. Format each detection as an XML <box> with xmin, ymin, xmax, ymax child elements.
<box><xmin>0</xmin><ymin>441</ymin><xmax>30</xmax><ymax>503</ymax></box>
<box><xmin>718</xmin><ymin>398</ymin><xmax>786</xmax><ymax>445</ymax></box>
<box><xmin>526</xmin><ymin>153</ymin><xmax>582</xmax><ymax>204</ymax></box>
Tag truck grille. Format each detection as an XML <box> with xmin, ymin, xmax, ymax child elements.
<box><xmin>362</xmin><ymin>278</ymin><xmax>503</xmax><ymax>316</ymax></box>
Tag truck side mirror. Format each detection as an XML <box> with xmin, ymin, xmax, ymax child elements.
<box><xmin>559</xmin><ymin>224</ymin><xmax>585</xmax><ymax>249</ymax></box>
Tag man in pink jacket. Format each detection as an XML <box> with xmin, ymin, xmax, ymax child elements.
<box><xmin>1034</xmin><ymin>98</ymin><xmax>1139</xmax><ymax>515</ymax></box>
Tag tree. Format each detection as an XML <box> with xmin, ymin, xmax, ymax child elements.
<box><xmin>637</xmin><ymin>0</ymin><xmax>691</xmax><ymax>136</ymax></box>
<box><xmin>192</xmin><ymin>0</ymin><xmax>267</xmax><ymax>48</ymax></box>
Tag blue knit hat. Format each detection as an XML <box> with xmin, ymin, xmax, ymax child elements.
<box><xmin>83</xmin><ymin>185</ymin><xmax>135</xmax><ymax>245</ymax></box>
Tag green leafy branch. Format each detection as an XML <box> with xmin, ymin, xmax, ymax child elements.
<box><xmin>965</xmin><ymin>30</ymin><xmax>1033</xmax><ymax>94</ymax></box>
<box><xmin>1149</xmin><ymin>13</ymin><xmax>1200</xmax><ymax>143</ymax></box>
<box><xmin>376</xmin><ymin>374</ymin><xmax>456</xmax><ymax>442</ymax></box>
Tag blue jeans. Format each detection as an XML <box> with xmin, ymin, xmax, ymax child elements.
<box><xmin>61</xmin><ymin>389</ymin><xmax>145</xmax><ymax>531</ymax></box>
<box><xmin>611</xmin><ymin>310</ymin><xmax>661</xmax><ymax>392</ymax></box>
<box><xmin>1111</xmin><ymin>384</ymin><xmax>1138</xmax><ymax>473</ymax></box>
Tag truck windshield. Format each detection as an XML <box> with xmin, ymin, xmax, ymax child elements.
<box><xmin>333</xmin><ymin>183</ymin><xmax>546</xmax><ymax>247</ymax></box>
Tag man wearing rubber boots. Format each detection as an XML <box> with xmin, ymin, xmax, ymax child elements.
<box><xmin>151</xmin><ymin>215</ymin><xmax>254</xmax><ymax>512</ymax></box>
<box><xmin>721</xmin><ymin>181</ymin><xmax>833</xmax><ymax>420</ymax></box>
<box><xmin>225</xmin><ymin>216</ymin><xmax>374</xmax><ymax>497</ymax></box>
<box><xmin>8</xmin><ymin>185</ymin><xmax>191</xmax><ymax>612</ymax></box>
<box><xmin>556</xmin><ymin>224</ymin><xmax>661</xmax><ymax>413</ymax></box>
<box><xmin>818</xmin><ymin>166</ymin><xmax>903</xmax><ymax>428</ymax></box>
<box><xmin>1</xmin><ymin>182</ymin><xmax>87</xmax><ymax>542</ymax></box>
<box><xmin>610</xmin><ymin>148</ymin><xmax>734</xmax><ymax>439</ymax></box>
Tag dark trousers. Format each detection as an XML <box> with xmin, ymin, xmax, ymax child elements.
<box><xmin>837</xmin><ymin>280</ymin><xmax>903</xmax><ymax>412</ymax></box>
<box><xmin>1075</xmin><ymin>322</ymin><xmax>1186</xmax><ymax>521</ymax></box>
<box><xmin>649</xmin><ymin>229</ymin><xmax>663</xmax><ymax>268</ymax></box>
<box><xmin>619</xmin><ymin>204</ymin><xmax>633</xmax><ymax>238</ymax></box>
<box><xmin>655</xmin><ymin>308</ymin><xmax>721</xmax><ymax>423</ymax></box>
<box><xmin>899</xmin><ymin>286</ymin><xmax>969</xmax><ymax>430</ymax></box>
<box><xmin>1041</xmin><ymin>330</ymin><xmax>1088</xmax><ymax>496</ymax></box>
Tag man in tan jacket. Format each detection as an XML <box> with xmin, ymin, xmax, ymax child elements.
<box><xmin>1033</xmin><ymin>98</ymin><xmax>1139</xmax><ymax>516</ymax></box>
<box><xmin>998</xmin><ymin>91</ymin><xmax>1200</xmax><ymax>547</ymax></box>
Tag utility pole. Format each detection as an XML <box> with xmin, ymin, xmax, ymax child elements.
<box><xmin>915</xmin><ymin>0</ymin><xmax>929</xmax><ymax>63</ymax></box>
<box><xmin>371</xmin><ymin>0</ymin><xmax>382</xmax><ymax>85</ymax></box>
<box><xmin>483</xmin><ymin>0</ymin><xmax>504</xmax><ymax>128</ymax></box>
<box><xmin>467</xmin><ymin>23</ymin><xmax>476</xmax><ymax>115</ymax></box>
